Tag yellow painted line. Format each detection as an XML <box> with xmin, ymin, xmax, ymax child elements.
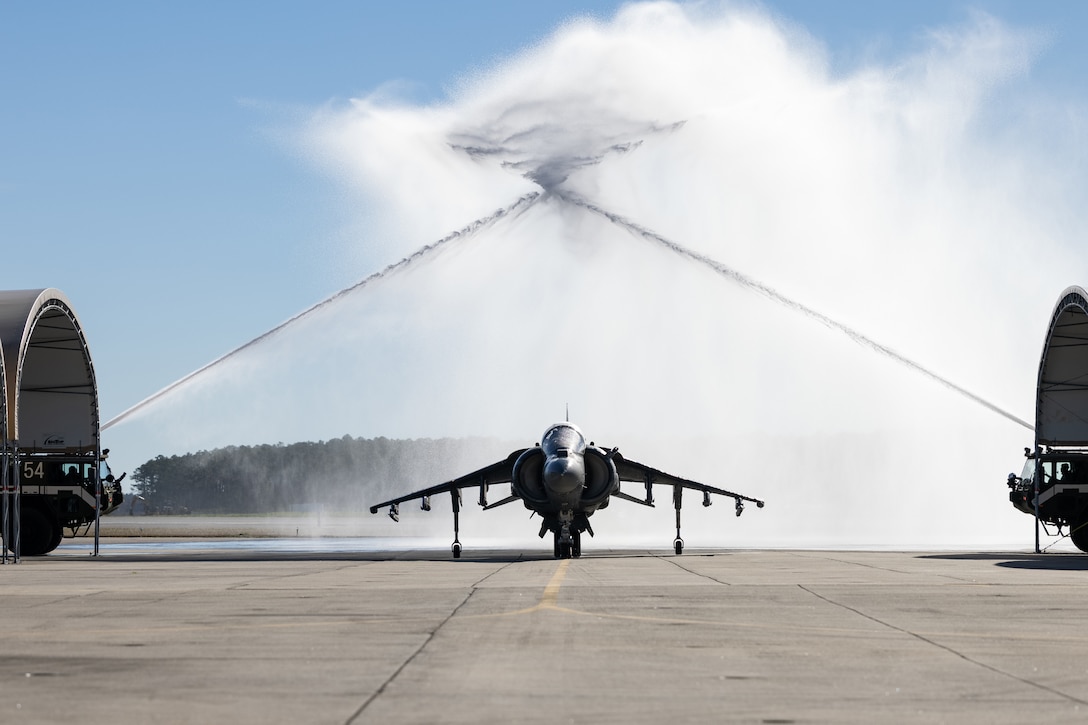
<box><xmin>462</xmin><ymin>560</ymin><xmax>1088</xmax><ymax>644</ymax></box>
<box><xmin>484</xmin><ymin>559</ymin><xmax>574</xmax><ymax>616</ymax></box>
<box><xmin>540</xmin><ymin>558</ymin><xmax>571</xmax><ymax>609</ymax></box>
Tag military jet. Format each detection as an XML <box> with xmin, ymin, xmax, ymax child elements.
<box><xmin>369</xmin><ymin>422</ymin><xmax>764</xmax><ymax>558</ymax></box>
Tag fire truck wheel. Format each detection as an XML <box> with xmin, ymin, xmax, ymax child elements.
<box><xmin>1071</xmin><ymin>519</ymin><xmax>1088</xmax><ymax>553</ymax></box>
<box><xmin>17</xmin><ymin>507</ymin><xmax>58</xmax><ymax>556</ymax></box>
<box><xmin>47</xmin><ymin>522</ymin><xmax>64</xmax><ymax>553</ymax></box>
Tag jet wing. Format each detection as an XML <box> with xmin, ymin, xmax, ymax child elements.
<box><xmin>610</xmin><ymin>451</ymin><xmax>765</xmax><ymax>508</ymax></box>
<box><xmin>369</xmin><ymin>449</ymin><xmax>528</xmax><ymax>516</ymax></box>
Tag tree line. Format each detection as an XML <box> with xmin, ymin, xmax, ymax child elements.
<box><xmin>128</xmin><ymin>435</ymin><xmax>512</xmax><ymax>514</ymax></box>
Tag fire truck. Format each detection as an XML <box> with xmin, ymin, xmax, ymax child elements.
<box><xmin>9</xmin><ymin>451</ymin><xmax>124</xmax><ymax>555</ymax></box>
<box><xmin>0</xmin><ymin>288</ymin><xmax>121</xmax><ymax>558</ymax></box>
<box><xmin>1007</xmin><ymin>286</ymin><xmax>1088</xmax><ymax>552</ymax></box>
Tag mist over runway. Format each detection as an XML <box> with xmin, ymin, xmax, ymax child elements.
<box><xmin>102</xmin><ymin>3</ymin><xmax>1088</xmax><ymax>549</ymax></box>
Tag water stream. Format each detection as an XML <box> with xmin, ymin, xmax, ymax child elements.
<box><xmin>103</xmin><ymin>4</ymin><xmax>1088</xmax><ymax>548</ymax></box>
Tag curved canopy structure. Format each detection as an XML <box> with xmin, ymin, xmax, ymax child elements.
<box><xmin>0</xmin><ymin>289</ymin><xmax>98</xmax><ymax>454</ymax></box>
<box><xmin>0</xmin><ymin>322</ymin><xmax>5</xmax><ymax>446</ymax></box>
<box><xmin>1037</xmin><ymin>286</ymin><xmax>1088</xmax><ymax>446</ymax></box>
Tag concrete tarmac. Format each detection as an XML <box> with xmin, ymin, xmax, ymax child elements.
<box><xmin>4</xmin><ymin>541</ymin><xmax>1088</xmax><ymax>724</ymax></box>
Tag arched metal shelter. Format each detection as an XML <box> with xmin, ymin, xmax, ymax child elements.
<box><xmin>1008</xmin><ymin>286</ymin><xmax>1088</xmax><ymax>554</ymax></box>
<box><xmin>0</xmin><ymin>288</ymin><xmax>99</xmax><ymax>452</ymax></box>
<box><xmin>0</xmin><ymin>326</ymin><xmax>6</xmax><ymax>558</ymax></box>
<box><xmin>0</xmin><ymin>289</ymin><xmax>102</xmax><ymax>561</ymax></box>
<box><xmin>1036</xmin><ymin>285</ymin><xmax>1088</xmax><ymax>447</ymax></box>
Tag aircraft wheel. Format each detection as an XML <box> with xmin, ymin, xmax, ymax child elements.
<box><xmin>560</xmin><ymin>542</ymin><xmax>572</xmax><ymax>559</ymax></box>
<box><xmin>1071</xmin><ymin>522</ymin><xmax>1088</xmax><ymax>553</ymax></box>
<box><xmin>553</xmin><ymin>532</ymin><xmax>561</xmax><ymax>559</ymax></box>
<box><xmin>452</xmin><ymin>542</ymin><xmax>462</xmax><ymax>559</ymax></box>
<box><xmin>572</xmin><ymin>531</ymin><xmax>582</xmax><ymax>558</ymax></box>
<box><xmin>674</xmin><ymin>537</ymin><xmax>684</xmax><ymax>556</ymax></box>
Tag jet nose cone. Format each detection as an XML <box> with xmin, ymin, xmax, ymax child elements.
<box><xmin>543</xmin><ymin>454</ymin><xmax>585</xmax><ymax>494</ymax></box>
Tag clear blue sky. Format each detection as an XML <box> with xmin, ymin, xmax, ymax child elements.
<box><xmin>2</xmin><ymin>1</ymin><xmax>1087</xmax><ymax>439</ymax></box>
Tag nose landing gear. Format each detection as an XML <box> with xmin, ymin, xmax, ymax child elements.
<box><xmin>552</xmin><ymin>509</ymin><xmax>583</xmax><ymax>559</ymax></box>
<box><xmin>553</xmin><ymin>528</ymin><xmax>581</xmax><ymax>559</ymax></box>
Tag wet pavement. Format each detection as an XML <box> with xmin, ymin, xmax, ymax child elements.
<box><xmin>3</xmin><ymin>542</ymin><xmax>1088</xmax><ymax>723</ymax></box>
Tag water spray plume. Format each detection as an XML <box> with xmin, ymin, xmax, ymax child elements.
<box><xmin>556</xmin><ymin>190</ymin><xmax>1034</xmax><ymax>431</ymax></box>
<box><xmin>103</xmin><ymin>192</ymin><xmax>541</xmax><ymax>431</ymax></box>
<box><xmin>106</xmin><ymin>3</ymin><xmax>1088</xmax><ymax>547</ymax></box>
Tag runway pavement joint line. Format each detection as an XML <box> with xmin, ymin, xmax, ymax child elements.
<box><xmin>658</xmin><ymin>553</ymin><xmax>733</xmax><ymax>585</ymax></box>
<box><xmin>226</xmin><ymin>561</ymin><xmax>372</xmax><ymax>591</ymax></box>
<box><xmin>791</xmin><ymin>551</ymin><xmax>974</xmax><ymax>582</ymax></box>
<box><xmin>798</xmin><ymin>584</ymin><xmax>1088</xmax><ymax>708</ymax></box>
<box><xmin>344</xmin><ymin>563</ymin><xmax>512</xmax><ymax>724</ymax></box>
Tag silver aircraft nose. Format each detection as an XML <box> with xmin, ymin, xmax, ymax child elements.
<box><xmin>542</xmin><ymin>452</ymin><xmax>585</xmax><ymax>494</ymax></box>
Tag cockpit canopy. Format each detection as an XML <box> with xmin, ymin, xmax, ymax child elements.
<box><xmin>541</xmin><ymin>423</ymin><xmax>586</xmax><ymax>457</ymax></box>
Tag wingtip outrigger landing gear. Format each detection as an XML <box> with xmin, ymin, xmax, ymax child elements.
<box><xmin>450</xmin><ymin>489</ymin><xmax>461</xmax><ymax>559</ymax></box>
<box><xmin>673</xmin><ymin>484</ymin><xmax>684</xmax><ymax>556</ymax></box>
<box><xmin>670</xmin><ymin>483</ymin><xmax>765</xmax><ymax>555</ymax></box>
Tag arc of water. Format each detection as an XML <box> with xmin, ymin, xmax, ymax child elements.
<box><xmin>102</xmin><ymin>192</ymin><xmax>542</xmax><ymax>431</ymax></box>
<box><xmin>557</xmin><ymin>190</ymin><xmax>1034</xmax><ymax>431</ymax></box>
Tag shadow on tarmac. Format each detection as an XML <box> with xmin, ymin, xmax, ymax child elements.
<box><xmin>52</xmin><ymin>542</ymin><xmax>728</xmax><ymax>565</ymax></box>
<box><xmin>61</xmin><ymin>551</ymin><xmax>547</xmax><ymax>564</ymax></box>
<box><xmin>920</xmin><ymin>552</ymin><xmax>1088</xmax><ymax>571</ymax></box>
